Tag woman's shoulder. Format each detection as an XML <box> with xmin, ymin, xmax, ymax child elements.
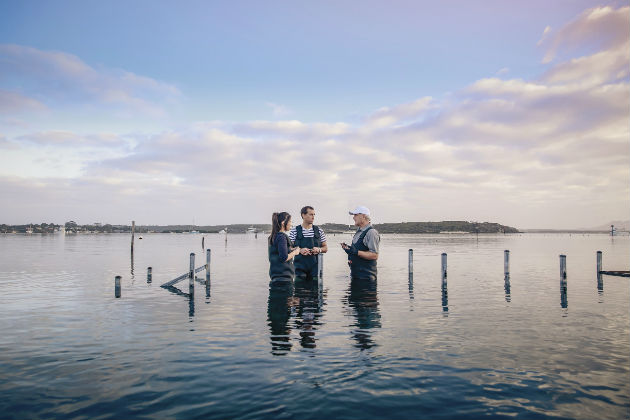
<box><xmin>275</xmin><ymin>232</ymin><xmax>289</xmax><ymax>241</ymax></box>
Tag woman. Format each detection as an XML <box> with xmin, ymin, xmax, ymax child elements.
<box><xmin>268</xmin><ymin>212</ymin><xmax>301</xmax><ymax>282</ymax></box>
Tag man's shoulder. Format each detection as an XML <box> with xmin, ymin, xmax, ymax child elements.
<box><xmin>365</xmin><ymin>227</ymin><xmax>380</xmax><ymax>237</ymax></box>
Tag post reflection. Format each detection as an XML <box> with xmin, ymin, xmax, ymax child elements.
<box><xmin>130</xmin><ymin>250</ymin><xmax>134</xmax><ymax>278</ymax></box>
<box><xmin>343</xmin><ymin>278</ymin><xmax>381</xmax><ymax>350</ymax></box>
<box><xmin>560</xmin><ymin>282</ymin><xmax>568</xmax><ymax>309</ymax></box>
<box><xmin>597</xmin><ymin>273</ymin><xmax>604</xmax><ymax>301</ymax></box>
<box><xmin>162</xmin><ymin>285</ymin><xmax>195</xmax><ymax>317</ymax></box>
<box><xmin>293</xmin><ymin>277</ymin><xmax>325</xmax><ymax>349</ymax></box>
<box><xmin>408</xmin><ymin>273</ymin><xmax>414</xmax><ymax>301</ymax></box>
<box><xmin>267</xmin><ymin>280</ymin><xmax>294</xmax><ymax>355</ymax></box>
<box><xmin>504</xmin><ymin>275</ymin><xmax>511</xmax><ymax>303</ymax></box>
<box><xmin>441</xmin><ymin>284</ymin><xmax>449</xmax><ymax>315</ymax></box>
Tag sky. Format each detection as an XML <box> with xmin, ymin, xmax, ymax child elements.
<box><xmin>0</xmin><ymin>1</ymin><xmax>628</xmax><ymax>229</ymax></box>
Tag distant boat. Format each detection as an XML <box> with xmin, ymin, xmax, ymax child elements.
<box><xmin>247</xmin><ymin>226</ymin><xmax>256</xmax><ymax>233</ymax></box>
<box><xmin>218</xmin><ymin>229</ymin><xmax>227</xmax><ymax>234</ymax></box>
<box><xmin>26</xmin><ymin>225</ymin><xmax>33</xmax><ymax>234</ymax></box>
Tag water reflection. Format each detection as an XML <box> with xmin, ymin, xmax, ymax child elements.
<box><xmin>560</xmin><ymin>282</ymin><xmax>568</xmax><ymax>309</ymax></box>
<box><xmin>267</xmin><ymin>281</ymin><xmax>294</xmax><ymax>355</ymax></box>
<box><xmin>293</xmin><ymin>278</ymin><xmax>325</xmax><ymax>349</ymax></box>
<box><xmin>597</xmin><ymin>273</ymin><xmax>604</xmax><ymax>301</ymax></box>
<box><xmin>343</xmin><ymin>278</ymin><xmax>381</xmax><ymax>350</ymax></box>
<box><xmin>130</xmin><ymin>250</ymin><xmax>135</xmax><ymax>278</ymax></box>
<box><xmin>504</xmin><ymin>275</ymin><xmax>511</xmax><ymax>303</ymax></box>
<box><xmin>441</xmin><ymin>284</ymin><xmax>449</xmax><ymax>315</ymax></box>
<box><xmin>408</xmin><ymin>273</ymin><xmax>414</xmax><ymax>301</ymax></box>
<box><xmin>162</xmin><ymin>285</ymin><xmax>195</xmax><ymax>317</ymax></box>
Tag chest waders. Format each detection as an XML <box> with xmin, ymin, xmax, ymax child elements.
<box><xmin>348</xmin><ymin>227</ymin><xmax>378</xmax><ymax>280</ymax></box>
<box><xmin>293</xmin><ymin>225</ymin><xmax>321</xmax><ymax>279</ymax></box>
<box><xmin>268</xmin><ymin>234</ymin><xmax>295</xmax><ymax>282</ymax></box>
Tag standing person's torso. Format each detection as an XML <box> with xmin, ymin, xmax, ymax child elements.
<box><xmin>291</xmin><ymin>225</ymin><xmax>325</xmax><ymax>267</ymax></box>
<box><xmin>268</xmin><ymin>232</ymin><xmax>295</xmax><ymax>280</ymax></box>
<box><xmin>349</xmin><ymin>225</ymin><xmax>379</xmax><ymax>279</ymax></box>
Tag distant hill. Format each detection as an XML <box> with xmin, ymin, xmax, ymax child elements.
<box><xmin>373</xmin><ymin>221</ymin><xmax>518</xmax><ymax>234</ymax></box>
<box><xmin>2</xmin><ymin>221</ymin><xmax>519</xmax><ymax>234</ymax></box>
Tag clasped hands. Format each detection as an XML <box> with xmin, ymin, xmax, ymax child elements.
<box><xmin>299</xmin><ymin>247</ymin><xmax>322</xmax><ymax>255</ymax></box>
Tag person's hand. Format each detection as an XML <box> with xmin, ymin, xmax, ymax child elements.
<box><xmin>343</xmin><ymin>244</ymin><xmax>358</xmax><ymax>256</ymax></box>
<box><xmin>300</xmin><ymin>248</ymin><xmax>310</xmax><ymax>255</ymax></box>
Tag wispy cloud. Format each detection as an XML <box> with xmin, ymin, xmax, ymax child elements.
<box><xmin>0</xmin><ymin>44</ymin><xmax>180</xmax><ymax>117</ymax></box>
<box><xmin>265</xmin><ymin>102</ymin><xmax>292</xmax><ymax>118</ymax></box>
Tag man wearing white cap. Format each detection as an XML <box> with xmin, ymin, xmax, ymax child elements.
<box><xmin>341</xmin><ymin>205</ymin><xmax>380</xmax><ymax>280</ymax></box>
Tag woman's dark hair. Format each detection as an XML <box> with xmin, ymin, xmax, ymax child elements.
<box><xmin>269</xmin><ymin>212</ymin><xmax>291</xmax><ymax>244</ymax></box>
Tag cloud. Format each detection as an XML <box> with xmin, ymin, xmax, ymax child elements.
<box><xmin>539</xmin><ymin>6</ymin><xmax>629</xmax><ymax>63</ymax></box>
<box><xmin>496</xmin><ymin>67</ymin><xmax>510</xmax><ymax>76</ymax></box>
<box><xmin>363</xmin><ymin>97</ymin><xmax>434</xmax><ymax>129</ymax></box>
<box><xmin>265</xmin><ymin>102</ymin><xmax>292</xmax><ymax>117</ymax></box>
<box><xmin>0</xmin><ymin>89</ymin><xmax>47</xmax><ymax>113</ymax></box>
<box><xmin>0</xmin><ymin>44</ymin><xmax>180</xmax><ymax>116</ymax></box>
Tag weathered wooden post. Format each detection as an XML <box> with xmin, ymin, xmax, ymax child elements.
<box><xmin>559</xmin><ymin>254</ymin><xmax>567</xmax><ymax>281</ymax></box>
<box><xmin>318</xmin><ymin>253</ymin><xmax>324</xmax><ymax>279</ymax></box>
<box><xmin>504</xmin><ymin>250</ymin><xmax>510</xmax><ymax>277</ymax></box>
<box><xmin>408</xmin><ymin>249</ymin><xmax>413</xmax><ymax>275</ymax></box>
<box><xmin>441</xmin><ymin>253</ymin><xmax>447</xmax><ymax>285</ymax></box>
<box><xmin>596</xmin><ymin>251</ymin><xmax>602</xmax><ymax>274</ymax></box>
<box><xmin>147</xmin><ymin>267</ymin><xmax>152</xmax><ymax>283</ymax></box>
<box><xmin>189</xmin><ymin>253</ymin><xmax>195</xmax><ymax>289</ymax></box>
<box><xmin>115</xmin><ymin>275</ymin><xmax>121</xmax><ymax>298</ymax></box>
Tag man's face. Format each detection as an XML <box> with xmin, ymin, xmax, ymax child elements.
<box><xmin>302</xmin><ymin>209</ymin><xmax>315</xmax><ymax>224</ymax></box>
<box><xmin>353</xmin><ymin>214</ymin><xmax>364</xmax><ymax>226</ymax></box>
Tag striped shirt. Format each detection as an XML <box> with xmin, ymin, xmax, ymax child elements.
<box><xmin>289</xmin><ymin>225</ymin><xmax>327</xmax><ymax>244</ymax></box>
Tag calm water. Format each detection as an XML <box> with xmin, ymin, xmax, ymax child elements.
<box><xmin>0</xmin><ymin>232</ymin><xmax>628</xmax><ymax>419</ymax></box>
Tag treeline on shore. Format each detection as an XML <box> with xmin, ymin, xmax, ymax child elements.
<box><xmin>2</xmin><ymin>221</ymin><xmax>519</xmax><ymax>234</ymax></box>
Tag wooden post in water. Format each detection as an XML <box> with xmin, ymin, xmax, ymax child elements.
<box><xmin>596</xmin><ymin>251</ymin><xmax>602</xmax><ymax>274</ymax></box>
<box><xmin>318</xmin><ymin>253</ymin><xmax>324</xmax><ymax>279</ymax></box>
<box><xmin>441</xmin><ymin>253</ymin><xmax>447</xmax><ymax>285</ymax></box>
<box><xmin>115</xmin><ymin>275</ymin><xmax>121</xmax><ymax>298</ymax></box>
<box><xmin>559</xmin><ymin>254</ymin><xmax>567</xmax><ymax>281</ymax></box>
<box><xmin>147</xmin><ymin>267</ymin><xmax>152</xmax><ymax>283</ymax></box>
<box><xmin>131</xmin><ymin>221</ymin><xmax>135</xmax><ymax>253</ymax></box>
<box><xmin>408</xmin><ymin>249</ymin><xmax>413</xmax><ymax>275</ymax></box>
<box><xmin>504</xmin><ymin>250</ymin><xmax>510</xmax><ymax>277</ymax></box>
<box><xmin>189</xmin><ymin>253</ymin><xmax>195</xmax><ymax>288</ymax></box>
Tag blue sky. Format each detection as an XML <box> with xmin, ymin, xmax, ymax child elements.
<box><xmin>0</xmin><ymin>1</ymin><xmax>628</xmax><ymax>228</ymax></box>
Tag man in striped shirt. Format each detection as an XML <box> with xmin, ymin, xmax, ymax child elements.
<box><xmin>289</xmin><ymin>206</ymin><xmax>328</xmax><ymax>280</ymax></box>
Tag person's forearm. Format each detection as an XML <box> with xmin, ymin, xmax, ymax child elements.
<box><xmin>286</xmin><ymin>248</ymin><xmax>300</xmax><ymax>261</ymax></box>
<box><xmin>357</xmin><ymin>250</ymin><xmax>378</xmax><ymax>260</ymax></box>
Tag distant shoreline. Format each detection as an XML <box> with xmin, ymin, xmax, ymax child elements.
<box><xmin>2</xmin><ymin>222</ymin><xmax>626</xmax><ymax>235</ymax></box>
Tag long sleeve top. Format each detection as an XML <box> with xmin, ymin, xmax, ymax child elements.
<box><xmin>275</xmin><ymin>232</ymin><xmax>289</xmax><ymax>261</ymax></box>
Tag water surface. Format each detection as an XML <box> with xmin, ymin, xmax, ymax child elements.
<box><xmin>0</xmin><ymin>233</ymin><xmax>628</xmax><ymax>419</ymax></box>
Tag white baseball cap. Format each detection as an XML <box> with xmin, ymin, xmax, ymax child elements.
<box><xmin>349</xmin><ymin>205</ymin><xmax>370</xmax><ymax>216</ymax></box>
